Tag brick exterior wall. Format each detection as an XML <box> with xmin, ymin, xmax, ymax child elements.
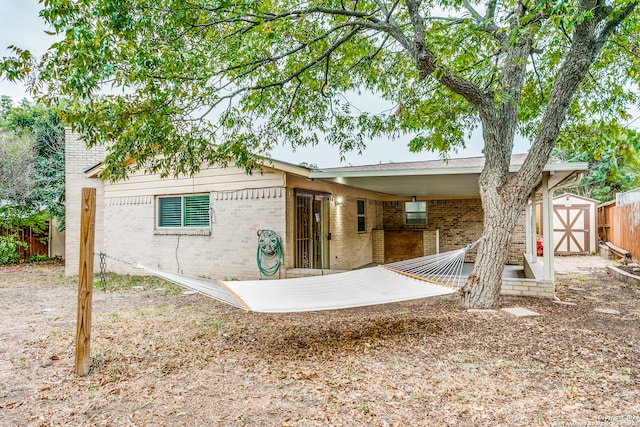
<box><xmin>501</xmin><ymin>279</ymin><xmax>555</xmax><ymax>298</ymax></box>
<box><xmin>372</xmin><ymin>229</ymin><xmax>384</xmax><ymax>264</ymax></box>
<box><xmin>423</xmin><ymin>230</ymin><xmax>438</xmax><ymax>255</ymax></box>
<box><xmin>104</xmin><ymin>189</ymin><xmax>286</xmax><ymax>280</ymax></box>
<box><xmin>382</xmin><ymin>198</ymin><xmax>526</xmax><ymax>264</ymax></box>
<box><xmin>329</xmin><ymin>196</ymin><xmax>383</xmax><ymax>270</ymax></box>
<box><xmin>64</xmin><ymin>129</ymin><xmax>105</xmax><ymax>276</ymax></box>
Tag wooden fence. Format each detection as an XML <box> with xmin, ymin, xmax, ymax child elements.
<box><xmin>606</xmin><ymin>201</ymin><xmax>640</xmax><ymax>262</ymax></box>
<box><xmin>0</xmin><ymin>225</ymin><xmax>49</xmax><ymax>261</ymax></box>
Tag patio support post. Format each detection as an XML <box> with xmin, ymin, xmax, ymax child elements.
<box><xmin>541</xmin><ymin>172</ymin><xmax>554</xmax><ymax>281</ymax></box>
<box><xmin>525</xmin><ymin>199</ymin><xmax>533</xmax><ymax>258</ymax></box>
<box><xmin>530</xmin><ymin>189</ymin><xmax>538</xmax><ymax>263</ymax></box>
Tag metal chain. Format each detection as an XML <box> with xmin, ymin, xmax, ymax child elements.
<box><xmin>94</xmin><ymin>252</ymin><xmax>138</xmax><ymax>292</ymax></box>
<box><xmin>97</xmin><ymin>252</ymin><xmax>137</xmax><ymax>267</ymax></box>
<box><xmin>99</xmin><ymin>252</ymin><xmax>107</xmax><ymax>292</ymax></box>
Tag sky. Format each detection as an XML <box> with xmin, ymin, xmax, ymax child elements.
<box><xmin>0</xmin><ymin>1</ymin><xmax>570</xmax><ymax>168</ymax></box>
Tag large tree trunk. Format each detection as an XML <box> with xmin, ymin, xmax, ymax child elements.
<box><xmin>459</xmin><ymin>165</ymin><xmax>527</xmax><ymax>309</ymax></box>
<box><xmin>459</xmin><ymin>111</ymin><xmax>534</xmax><ymax>309</ymax></box>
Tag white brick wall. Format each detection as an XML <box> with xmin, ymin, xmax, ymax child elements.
<box><xmin>64</xmin><ymin>129</ymin><xmax>105</xmax><ymax>276</ymax></box>
<box><xmin>501</xmin><ymin>278</ymin><xmax>555</xmax><ymax>298</ymax></box>
<box><xmin>65</xmin><ymin>129</ymin><xmax>288</xmax><ymax>280</ymax></box>
<box><xmin>104</xmin><ymin>190</ymin><xmax>286</xmax><ymax>280</ymax></box>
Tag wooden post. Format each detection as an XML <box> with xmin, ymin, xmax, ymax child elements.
<box><xmin>76</xmin><ymin>188</ymin><xmax>96</xmax><ymax>376</ymax></box>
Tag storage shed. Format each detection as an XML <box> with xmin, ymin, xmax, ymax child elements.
<box><xmin>537</xmin><ymin>193</ymin><xmax>598</xmax><ymax>255</ymax></box>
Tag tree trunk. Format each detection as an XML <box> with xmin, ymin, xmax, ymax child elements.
<box><xmin>460</xmin><ymin>192</ymin><xmax>519</xmax><ymax>309</ymax></box>
<box><xmin>460</xmin><ymin>161</ymin><xmax>527</xmax><ymax>309</ymax></box>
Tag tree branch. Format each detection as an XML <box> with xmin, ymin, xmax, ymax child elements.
<box><xmin>462</xmin><ymin>0</ymin><xmax>507</xmax><ymax>45</ymax></box>
<box><xmin>404</xmin><ymin>0</ymin><xmax>424</xmax><ymax>54</ymax></box>
<box><xmin>595</xmin><ymin>2</ymin><xmax>638</xmax><ymax>51</ymax></box>
<box><xmin>408</xmin><ymin>0</ymin><xmax>495</xmax><ymax>116</ymax></box>
<box><xmin>195</xmin><ymin>27</ymin><xmax>362</xmax><ymax>121</ymax></box>
<box><xmin>530</xmin><ymin>53</ymin><xmax>546</xmax><ymax>102</ymax></box>
<box><xmin>462</xmin><ymin>0</ymin><xmax>484</xmax><ymax>22</ymax></box>
<box><xmin>515</xmin><ymin>0</ymin><xmax>631</xmax><ymax>191</ymax></box>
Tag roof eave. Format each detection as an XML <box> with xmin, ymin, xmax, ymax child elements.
<box><xmin>81</xmin><ymin>157</ymin><xmax>311</xmax><ymax>180</ymax></box>
<box><xmin>261</xmin><ymin>158</ymin><xmax>311</xmax><ymax>177</ymax></box>
<box><xmin>310</xmin><ymin>161</ymin><xmax>589</xmax><ymax>179</ymax></box>
<box><xmin>83</xmin><ymin>163</ymin><xmax>103</xmax><ymax>178</ymax></box>
<box><xmin>543</xmin><ymin>162</ymin><xmax>589</xmax><ymax>172</ymax></box>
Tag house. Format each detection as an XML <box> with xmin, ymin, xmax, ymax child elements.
<box><xmin>65</xmin><ymin>130</ymin><xmax>588</xmax><ymax>298</ymax></box>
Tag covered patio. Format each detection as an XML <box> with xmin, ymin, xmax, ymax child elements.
<box><xmin>311</xmin><ymin>153</ymin><xmax>588</xmax><ymax>298</ymax></box>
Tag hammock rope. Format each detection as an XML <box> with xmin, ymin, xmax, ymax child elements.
<box><xmin>99</xmin><ymin>239</ymin><xmax>480</xmax><ymax>313</ymax></box>
<box><xmin>383</xmin><ymin>249</ymin><xmax>467</xmax><ymax>288</ymax></box>
<box><xmin>380</xmin><ymin>239</ymin><xmax>482</xmax><ymax>288</ymax></box>
<box><xmin>135</xmin><ymin>264</ymin><xmax>248</xmax><ymax>310</ymax></box>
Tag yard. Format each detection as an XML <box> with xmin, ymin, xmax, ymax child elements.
<box><xmin>1</xmin><ymin>260</ymin><xmax>638</xmax><ymax>426</ymax></box>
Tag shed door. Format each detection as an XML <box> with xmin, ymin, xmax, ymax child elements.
<box><xmin>553</xmin><ymin>204</ymin><xmax>590</xmax><ymax>254</ymax></box>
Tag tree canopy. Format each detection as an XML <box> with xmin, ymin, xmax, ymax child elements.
<box><xmin>0</xmin><ymin>128</ymin><xmax>35</xmax><ymax>205</ymax></box>
<box><xmin>2</xmin><ymin>0</ymin><xmax>636</xmax><ymax>179</ymax></box>
<box><xmin>0</xmin><ymin>96</ymin><xmax>66</xmax><ymax>227</ymax></box>
<box><xmin>553</xmin><ymin>120</ymin><xmax>640</xmax><ymax>202</ymax></box>
<box><xmin>3</xmin><ymin>0</ymin><xmax>638</xmax><ymax>307</ymax></box>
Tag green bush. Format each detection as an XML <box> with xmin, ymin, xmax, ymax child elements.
<box><xmin>0</xmin><ymin>234</ymin><xmax>28</xmax><ymax>264</ymax></box>
<box><xmin>29</xmin><ymin>254</ymin><xmax>49</xmax><ymax>263</ymax></box>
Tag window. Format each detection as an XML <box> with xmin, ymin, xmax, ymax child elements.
<box><xmin>357</xmin><ymin>199</ymin><xmax>366</xmax><ymax>232</ymax></box>
<box><xmin>405</xmin><ymin>201</ymin><xmax>427</xmax><ymax>225</ymax></box>
<box><xmin>158</xmin><ymin>194</ymin><xmax>210</xmax><ymax>228</ymax></box>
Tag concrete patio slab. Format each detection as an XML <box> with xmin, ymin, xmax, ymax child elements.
<box><xmin>501</xmin><ymin>307</ymin><xmax>541</xmax><ymax>317</ymax></box>
<box><xmin>549</xmin><ymin>255</ymin><xmax>610</xmax><ymax>274</ymax></box>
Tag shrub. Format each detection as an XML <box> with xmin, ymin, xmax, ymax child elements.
<box><xmin>0</xmin><ymin>234</ymin><xmax>28</xmax><ymax>264</ymax></box>
<box><xmin>29</xmin><ymin>254</ymin><xmax>49</xmax><ymax>263</ymax></box>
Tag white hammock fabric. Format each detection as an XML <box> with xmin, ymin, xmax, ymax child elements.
<box><xmin>220</xmin><ymin>266</ymin><xmax>457</xmax><ymax>313</ymax></box>
<box><xmin>132</xmin><ymin>245</ymin><xmax>473</xmax><ymax>313</ymax></box>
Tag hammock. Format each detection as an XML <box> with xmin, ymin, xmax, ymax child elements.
<box><xmin>132</xmin><ymin>244</ymin><xmax>474</xmax><ymax>313</ymax></box>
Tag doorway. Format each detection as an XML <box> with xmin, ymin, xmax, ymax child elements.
<box><xmin>295</xmin><ymin>191</ymin><xmax>330</xmax><ymax>269</ymax></box>
<box><xmin>553</xmin><ymin>204</ymin><xmax>590</xmax><ymax>254</ymax></box>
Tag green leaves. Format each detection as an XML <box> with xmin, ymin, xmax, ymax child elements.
<box><xmin>0</xmin><ymin>0</ymin><xmax>638</xmax><ymax>178</ymax></box>
<box><xmin>553</xmin><ymin>119</ymin><xmax>640</xmax><ymax>202</ymax></box>
<box><xmin>0</xmin><ymin>98</ymin><xmax>66</xmax><ymax>227</ymax></box>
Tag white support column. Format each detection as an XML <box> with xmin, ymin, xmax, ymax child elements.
<box><xmin>525</xmin><ymin>199</ymin><xmax>532</xmax><ymax>255</ymax></box>
<box><xmin>530</xmin><ymin>189</ymin><xmax>538</xmax><ymax>263</ymax></box>
<box><xmin>541</xmin><ymin>172</ymin><xmax>554</xmax><ymax>281</ymax></box>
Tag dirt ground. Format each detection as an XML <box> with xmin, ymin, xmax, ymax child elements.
<box><xmin>1</xmin><ymin>260</ymin><xmax>639</xmax><ymax>427</ymax></box>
